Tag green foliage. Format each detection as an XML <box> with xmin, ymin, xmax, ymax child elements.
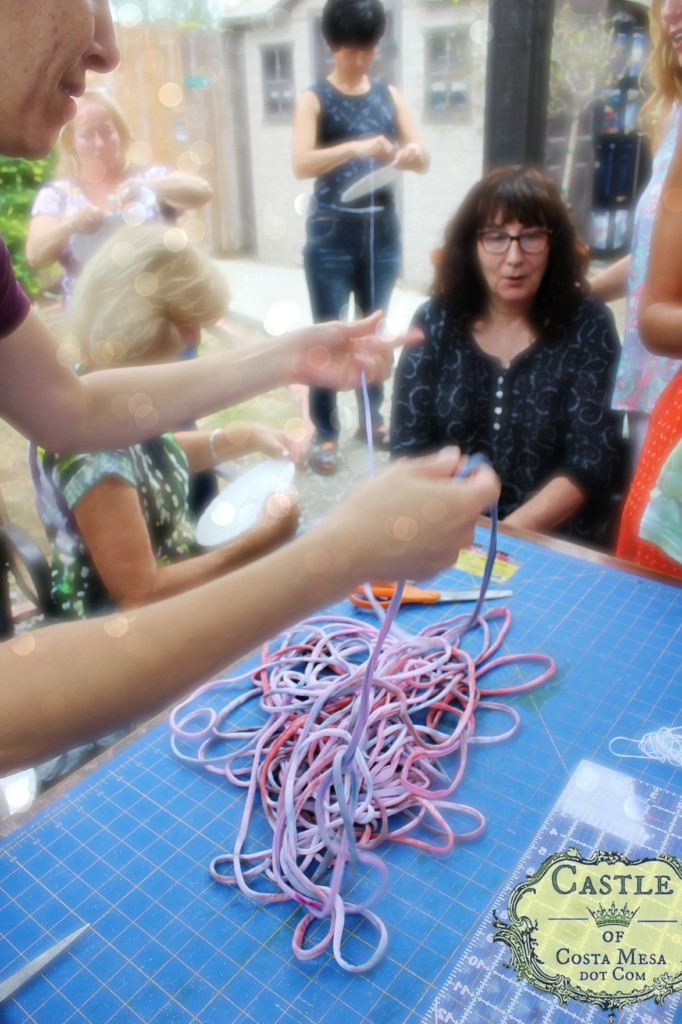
<box><xmin>0</xmin><ymin>154</ymin><xmax>56</xmax><ymax>297</ymax></box>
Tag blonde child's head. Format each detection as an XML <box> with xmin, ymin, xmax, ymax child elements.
<box><xmin>71</xmin><ymin>223</ymin><xmax>229</xmax><ymax>367</ymax></box>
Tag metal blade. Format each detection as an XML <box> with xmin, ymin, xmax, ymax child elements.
<box><xmin>0</xmin><ymin>924</ymin><xmax>89</xmax><ymax>1004</ymax></box>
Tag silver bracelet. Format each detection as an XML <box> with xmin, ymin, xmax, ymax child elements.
<box><xmin>209</xmin><ymin>428</ymin><xmax>222</xmax><ymax>463</ymax></box>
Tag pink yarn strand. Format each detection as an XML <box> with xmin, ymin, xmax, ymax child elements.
<box><xmin>170</xmin><ymin>592</ymin><xmax>555</xmax><ymax>971</ymax></box>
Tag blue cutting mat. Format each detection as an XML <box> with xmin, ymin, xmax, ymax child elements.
<box><xmin>1</xmin><ymin>528</ymin><xmax>681</xmax><ymax>1024</ymax></box>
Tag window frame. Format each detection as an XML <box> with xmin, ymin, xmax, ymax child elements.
<box><xmin>260</xmin><ymin>42</ymin><xmax>296</xmax><ymax>121</ymax></box>
<box><xmin>423</xmin><ymin>27</ymin><xmax>472</xmax><ymax>123</ymax></box>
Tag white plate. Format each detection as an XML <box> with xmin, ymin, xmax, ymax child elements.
<box><xmin>196</xmin><ymin>458</ymin><xmax>297</xmax><ymax>548</ymax></box>
<box><xmin>340</xmin><ymin>162</ymin><xmax>400</xmax><ymax>203</ymax></box>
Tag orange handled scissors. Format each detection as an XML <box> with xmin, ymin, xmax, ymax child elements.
<box><xmin>349</xmin><ymin>582</ymin><xmax>512</xmax><ymax>610</ymax></box>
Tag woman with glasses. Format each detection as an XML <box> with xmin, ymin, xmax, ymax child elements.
<box><xmin>391</xmin><ymin>165</ymin><xmax>622</xmax><ymax>544</ymax></box>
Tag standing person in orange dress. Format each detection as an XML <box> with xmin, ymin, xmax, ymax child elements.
<box><xmin>617</xmin><ymin>2</ymin><xmax>682</xmax><ymax>580</ymax></box>
<box><xmin>589</xmin><ymin>0</ymin><xmax>680</xmax><ymax>471</ymax></box>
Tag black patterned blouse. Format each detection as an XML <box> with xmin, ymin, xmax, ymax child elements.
<box><xmin>391</xmin><ymin>295</ymin><xmax>622</xmax><ymax>539</ymax></box>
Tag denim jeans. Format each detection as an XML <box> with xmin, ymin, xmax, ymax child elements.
<box><xmin>303</xmin><ymin>206</ymin><xmax>401</xmax><ymax>439</ymax></box>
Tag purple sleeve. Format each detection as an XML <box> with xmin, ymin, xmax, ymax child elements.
<box><xmin>139</xmin><ymin>164</ymin><xmax>169</xmax><ymax>182</ymax></box>
<box><xmin>31</xmin><ymin>181</ymin><xmax>69</xmax><ymax>218</ymax></box>
<box><xmin>0</xmin><ymin>236</ymin><xmax>31</xmax><ymax>339</ymax></box>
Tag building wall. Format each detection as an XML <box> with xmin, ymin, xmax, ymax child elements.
<box><xmin>235</xmin><ymin>0</ymin><xmax>489</xmax><ymax>292</ymax></box>
<box><xmin>240</xmin><ymin>7</ymin><xmax>312</xmax><ymax>272</ymax></box>
<box><xmin>401</xmin><ymin>2</ymin><xmax>488</xmax><ymax>286</ymax></box>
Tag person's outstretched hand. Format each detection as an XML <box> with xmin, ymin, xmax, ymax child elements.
<box><xmin>319</xmin><ymin>447</ymin><xmax>501</xmax><ymax>585</ymax></box>
<box><xmin>252</xmin><ymin>489</ymin><xmax>300</xmax><ymax>550</ymax></box>
<box><xmin>71</xmin><ymin>203</ymin><xmax>106</xmax><ymax>235</ymax></box>
<box><xmin>285</xmin><ymin>311</ymin><xmax>424</xmax><ymax>390</ymax></box>
<box><xmin>249</xmin><ymin>423</ymin><xmax>307</xmax><ymax>464</ymax></box>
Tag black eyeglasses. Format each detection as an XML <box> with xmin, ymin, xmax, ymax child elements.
<box><xmin>478</xmin><ymin>229</ymin><xmax>552</xmax><ymax>254</ymax></box>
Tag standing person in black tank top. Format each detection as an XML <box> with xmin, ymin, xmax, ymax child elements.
<box><xmin>292</xmin><ymin>0</ymin><xmax>429</xmax><ymax>475</ymax></box>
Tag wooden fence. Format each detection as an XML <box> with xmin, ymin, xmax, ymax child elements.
<box><xmin>96</xmin><ymin>23</ymin><xmax>247</xmax><ymax>254</ymax></box>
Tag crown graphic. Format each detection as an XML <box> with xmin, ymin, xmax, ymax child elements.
<box><xmin>588</xmin><ymin>901</ymin><xmax>638</xmax><ymax>928</ymax></box>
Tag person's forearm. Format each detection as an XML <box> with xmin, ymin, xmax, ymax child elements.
<box><xmin>503</xmin><ymin>475</ymin><xmax>586</xmax><ymax>533</ymax></box>
<box><xmin>639</xmin><ymin>193</ymin><xmax>682</xmax><ymax>355</ymax></box>
<box><xmin>1</xmin><ymin>312</ymin><xmax>291</xmax><ymax>453</ymax></box>
<box><xmin>0</xmin><ymin>450</ymin><xmax>501</xmax><ymax>772</ymax></box>
<box><xmin>174</xmin><ymin>428</ymin><xmax>240</xmax><ymax>472</ymax></box>
<box><xmin>638</xmin><ymin>300</ymin><xmax>682</xmax><ymax>355</ymax></box>
<box><xmin>25</xmin><ymin>216</ymin><xmax>72</xmax><ymax>268</ymax></box>
<box><xmin>639</xmin><ymin>119</ymin><xmax>682</xmax><ymax>357</ymax></box>
<box><xmin>150</xmin><ymin>173</ymin><xmax>213</xmax><ymax>210</ymax></box>
<box><xmin>0</xmin><ymin>525</ymin><xmax>353</xmax><ymax>772</ymax></box>
<box><xmin>119</xmin><ymin>526</ymin><xmax>293</xmax><ymax>608</ymax></box>
<box><xmin>174</xmin><ymin>424</ymin><xmax>289</xmax><ymax>473</ymax></box>
<box><xmin>293</xmin><ymin>140</ymin><xmax>365</xmax><ymax>179</ymax></box>
<box><xmin>66</xmin><ymin>342</ymin><xmax>296</xmax><ymax>451</ymax></box>
<box><xmin>589</xmin><ymin>255</ymin><xmax>630</xmax><ymax>303</ymax></box>
<box><xmin>0</xmin><ymin>505</ymin><xmax>374</xmax><ymax>771</ymax></box>
<box><xmin>392</xmin><ymin>90</ymin><xmax>430</xmax><ymax>175</ymax></box>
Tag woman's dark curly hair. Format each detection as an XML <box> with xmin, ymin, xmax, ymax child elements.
<box><xmin>432</xmin><ymin>165</ymin><xmax>589</xmax><ymax>334</ymax></box>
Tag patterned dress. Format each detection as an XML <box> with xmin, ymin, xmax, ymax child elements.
<box><xmin>303</xmin><ymin>79</ymin><xmax>402</xmax><ymax>438</ymax></box>
<box><xmin>391</xmin><ymin>295</ymin><xmax>621</xmax><ymax>540</ymax></box>
<box><xmin>613</xmin><ymin>106</ymin><xmax>681</xmax><ymax>414</ymax></box>
<box><xmin>310</xmin><ymin>78</ymin><xmax>399</xmax><ymax>212</ymax></box>
<box><xmin>617</xmin><ymin>370</ymin><xmax>682</xmax><ymax>579</ymax></box>
<box><xmin>33</xmin><ymin>434</ymin><xmax>198</xmax><ymax>618</ymax></box>
<box><xmin>30</xmin><ymin>166</ymin><xmax>173</xmax><ymax>307</ymax></box>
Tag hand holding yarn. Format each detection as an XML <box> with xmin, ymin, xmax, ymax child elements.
<box><xmin>285</xmin><ymin>310</ymin><xmax>424</xmax><ymax>390</ymax></box>
<box><xmin>334</xmin><ymin>447</ymin><xmax>500</xmax><ymax>585</ymax></box>
<box><xmin>170</xmin><ymin>449</ymin><xmax>551</xmax><ymax>973</ymax></box>
<box><xmin>70</xmin><ymin>204</ymin><xmax>105</xmax><ymax>235</ymax></box>
<box><xmin>355</xmin><ymin>134</ymin><xmax>397</xmax><ymax>161</ymax></box>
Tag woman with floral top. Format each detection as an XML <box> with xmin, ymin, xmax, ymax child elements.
<box><xmin>26</xmin><ymin>89</ymin><xmax>212</xmax><ymax>308</ymax></box>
